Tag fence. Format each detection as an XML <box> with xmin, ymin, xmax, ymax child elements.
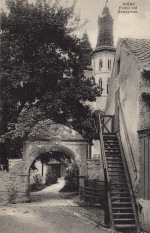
<box><xmin>84</xmin><ymin>178</ymin><xmax>106</xmax><ymax>206</ymax></box>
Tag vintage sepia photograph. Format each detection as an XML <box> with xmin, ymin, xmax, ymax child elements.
<box><xmin>0</xmin><ymin>0</ymin><xmax>150</xmax><ymax>232</ymax></box>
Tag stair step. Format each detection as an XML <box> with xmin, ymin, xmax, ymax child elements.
<box><xmin>109</xmin><ymin>174</ymin><xmax>125</xmax><ymax>177</ymax></box>
<box><xmin>108</xmin><ymin>169</ymin><xmax>125</xmax><ymax>171</ymax></box>
<box><xmin>103</xmin><ymin>134</ymin><xmax>117</xmax><ymax>138</ymax></box>
<box><xmin>108</xmin><ymin>171</ymin><xmax>125</xmax><ymax>173</ymax></box>
<box><xmin>105</xmin><ymin>141</ymin><xmax>118</xmax><ymax>144</ymax></box>
<box><xmin>111</xmin><ymin>181</ymin><xmax>127</xmax><ymax>184</ymax></box>
<box><xmin>112</xmin><ymin>202</ymin><xmax>132</xmax><ymax>206</ymax></box>
<box><xmin>111</xmin><ymin>185</ymin><xmax>128</xmax><ymax>188</ymax></box>
<box><xmin>107</xmin><ymin>159</ymin><xmax>122</xmax><ymax>162</ymax></box>
<box><xmin>111</xmin><ymin>197</ymin><xmax>130</xmax><ymax>200</ymax></box>
<box><xmin>106</xmin><ymin>152</ymin><xmax>121</xmax><ymax>155</ymax></box>
<box><xmin>114</xmin><ymin>218</ymin><xmax>135</xmax><ymax>220</ymax></box>
<box><xmin>108</xmin><ymin>166</ymin><xmax>123</xmax><ymax>168</ymax></box>
<box><xmin>105</xmin><ymin>147</ymin><xmax>120</xmax><ymax>150</ymax></box>
<box><xmin>111</xmin><ymin>187</ymin><xmax>128</xmax><ymax>190</ymax></box>
<box><xmin>111</xmin><ymin>183</ymin><xmax>127</xmax><ymax>185</ymax></box>
<box><xmin>112</xmin><ymin>207</ymin><xmax>133</xmax><ymax>210</ymax></box>
<box><xmin>113</xmin><ymin>212</ymin><xmax>134</xmax><ymax>216</ymax></box>
<box><xmin>111</xmin><ymin>192</ymin><xmax>130</xmax><ymax>196</ymax></box>
<box><xmin>105</xmin><ymin>147</ymin><xmax>120</xmax><ymax>152</ymax></box>
<box><xmin>105</xmin><ymin>145</ymin><xmax>120</xmax><ymax>148</ymax></box>
<box><xmin>106</xmin><ymin>153</ymin><xmax>120</xmax><ymax>155</ymax></box>
<box><xmin>107</xmin><ymin>162</ymin><xmax>122</xmax><ymax>164</ymax></box>
<box><xmin>114</xmin><ymin>224</ymin><xmax>136</xmax><ymax>229</ymax></box>
<box><xmin>110</xmin><ymin>178</ymin><xmax>126</xmax><ymax>181</ymax></box>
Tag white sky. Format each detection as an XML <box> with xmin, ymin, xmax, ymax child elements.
<box><xmin>1</xmin><ymin>0</ymin><xmax>150</xmax><ymax>49</ymax></box>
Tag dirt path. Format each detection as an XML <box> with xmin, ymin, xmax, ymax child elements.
<box><xmin>0</xmin><ymin>179</ymin><xmax>112</xmax><ymax>233</ymax></box>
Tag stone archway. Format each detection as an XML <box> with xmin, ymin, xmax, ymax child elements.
<box><xmin>0</xmin><ymin>120</ymin><xmax>90</xmax><ymax>204</ymax></box>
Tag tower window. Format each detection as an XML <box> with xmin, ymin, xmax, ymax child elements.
<box><xmin>117</xmin><ymin>59</ymin><xmax>120</xmax><ymax>74</ymax></box>
<box><xmin>99</xmin><ymin>78</ymin><xmax>103</xmax><ymax>94</ymax></box>
<box><xmin>107</xmin><ymin>78</ymin><xmax>111</xmax><ymax>94</ymax></box>
<box><xmin>99</xmin><ymin>59</ymin><xmax>103</xmax><ymax>71</ymax></box>
<box><xmin>108</xmin><ymin>59</ymin><xmax>111</xmax><ymax>70</ymax></box>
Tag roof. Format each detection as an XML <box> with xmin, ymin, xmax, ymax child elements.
<box><xmin>91</xmin><ymin>45</ymin><xmax>116</xmax><ymax>57</ymax></box>
<box><xmin>120</xmin><ymin>38</ymin><xmax>150</xmax><ymax>71</ymax></box>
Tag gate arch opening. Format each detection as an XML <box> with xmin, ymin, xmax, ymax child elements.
<box><xmin>29</xmin><ymin>150</ymin><xmax>79</xmax><ymax>195</ymax></box>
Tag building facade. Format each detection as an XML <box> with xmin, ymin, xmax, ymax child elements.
<box><xmin>105</xmin><ymin>38</ymin><xmax>150</xmax><ymax>232</ymax></box>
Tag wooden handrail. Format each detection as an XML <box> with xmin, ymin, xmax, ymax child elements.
<box><xmin>118</xmin><ymin>99</ymin><xmax>137</xmax><ymax>173</ymax></box>
<box><xmin>98</xmin><ymin>112</ymin><xmax>114</xmax><ymax>229</ymax></box>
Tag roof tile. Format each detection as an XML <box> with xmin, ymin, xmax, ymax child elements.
<box><xmin>121</xmin><ymin>38</ymin><xmax>150</xmax><ymax>71</ymax></box>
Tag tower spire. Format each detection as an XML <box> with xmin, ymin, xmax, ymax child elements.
<box><xmin>96</xmin><ymin>3</ymin><xmax>114</xmax><ymax>48</ymax></box>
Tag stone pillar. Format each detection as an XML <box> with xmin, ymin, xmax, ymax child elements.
<box><xmin>79</xmin><ymin>175</ymin><xmax>86</xmax><ymax>199</ymax></box>
<box><xmin>8</xmin><ymin>159</ymin><xmax>30</xmax><ymax>203</ymax></box>
<box><xmin>13</xmin><ymin>174</ymin><xmax>30</xmax><ymax>203</ymax></box>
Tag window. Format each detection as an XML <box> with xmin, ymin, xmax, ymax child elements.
<box><xmin>107</xmin><ymin>78</ymin><xmax>111</xmax><ymax>94</ymax></box>
<box><xmin>99</xmin><ymin>59</ymin><xmax>103</xmax><ymax>71</ymax></box>
<box><xmin>117</xmin><ymin>59</ymin><xmax>120</xmax><ymax>74</ymax></box>
<box><xmin>99</xmin><ymin>78</ymin><xmax>103</xmax><ymax>94</ymax></box>
<box><xmin>108</xmin><ymin>59</ymin><xmax>111</xmax><ymax>70</ymax></box>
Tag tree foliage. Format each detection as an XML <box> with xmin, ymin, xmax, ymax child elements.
<box><xmin>0</xmin><ymin>0</ymin><xmax>100</xmax><ymax>166</ymax></box>
<box><xmin>80</xmin><ymin>32</ymin><xmax>93</xmax><ymax>68</ymax></box>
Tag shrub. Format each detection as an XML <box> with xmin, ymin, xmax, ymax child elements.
<box><xmin>30</xmin><ymin>174</ymin><xmax>42</xmax><ymax>191</ymax></box>
<box><xmin>45</xmin><ymin>171</ymin><xmax>58</xmax><ymax>185</ymax></box>
<box><xmin>60</xmin><ymin>165</ymin><xmax>79</xmax><ymax>192</ymax></box>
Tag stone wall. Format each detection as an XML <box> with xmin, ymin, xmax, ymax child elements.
<box><xmin>0</xmin><ymin>169</ymin><xmax>30</xmax><ymax>204</ymax></box>
<box><xmin>86</xmin><ymin>159</ymin><xmax>104</xmax><ymax>180</ymax></box>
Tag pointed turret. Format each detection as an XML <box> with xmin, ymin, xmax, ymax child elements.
<box><xmin>80</xmin><ymin>31</ymin><xmax>93</xmax><ymax>68</ymax></box>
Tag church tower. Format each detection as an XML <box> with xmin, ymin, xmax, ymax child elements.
<box><xmin>91</xmin><ymin>2</ymin><xmax>115</xmax><ymax>111</ymax></box>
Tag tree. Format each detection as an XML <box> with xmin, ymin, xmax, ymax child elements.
<box><xmin>80</xmin><ymin>31</ymin><xmax>93</xmax><ymax>68</ymax></box>
<box><xmin>0</xmin><ymin>0</ymin><xmax>100</xmax><ymax>168</ymax></box>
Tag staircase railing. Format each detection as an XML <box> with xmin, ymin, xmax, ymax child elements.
<box><xmin>98</xmin><ymin>112</ymin><xmax>114</xmax><ymax>229</ymax></box>
<box><xmin>84</xmin><ymin>178</ymin><xmax>106</xmax><ymax>205</ymax></box>
<box><xmin>101</xmin><ymin>114</ymin><xmax>115</xmax><ymax>133</ymax></box>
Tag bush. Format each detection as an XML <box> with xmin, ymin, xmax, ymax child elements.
<box><xmin>60</xmin><ymin>165</ymin><xmax>79</xmax><ymax>192</ymax></box>
<box><xmin>30</xmin><ymin>174</ymin><xmax>42</xmax><ymax>191</ymax></box>
<box><xmin>45</xmin><ymin>171</ymin><xmax>58</xmax><ymax>185</ymax></box>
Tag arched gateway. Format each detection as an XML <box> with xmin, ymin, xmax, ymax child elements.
<box><xmin>0</xmin><ymin>120</ymin><xmax>90</xmax><ymax>204</ymax></box>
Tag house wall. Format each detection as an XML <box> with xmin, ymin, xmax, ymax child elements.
<box><xmin>118</xmin><ymin>49</ymin><xmax>140</xmax><ymax>191</ymax></box>
<box><xmin>105</xmin><ymin>43</ymin><xmax>141</xmax><ymax>190</ymax></box>
<box><xmin>138</xmin><ymin>72</ymin><xmax>150</xmax><ymax>130</ymax></box>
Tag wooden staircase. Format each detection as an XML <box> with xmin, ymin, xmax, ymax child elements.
<box><xmin>103</xmin><ymin>133</ymin><xmax>140</xmax><ymax>232</ymax></box>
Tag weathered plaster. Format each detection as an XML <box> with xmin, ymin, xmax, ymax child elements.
<box><xmin>137</xmin><ymin>198</ymin><xmax>150</xmax><ymax>233</ymax></box>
